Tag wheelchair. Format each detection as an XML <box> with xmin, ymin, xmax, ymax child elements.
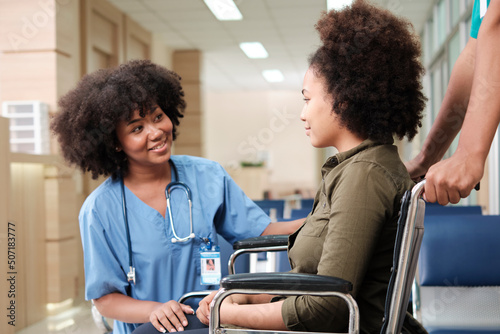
<box><xmin>208</xmin><ymin>180</ymin><xmax>427</xmax><ymax>334</ymax></box>
<box><xmin>94</xmin><ymin>180</ymin><xmax>427</xmax><ymax>334</ymax></box>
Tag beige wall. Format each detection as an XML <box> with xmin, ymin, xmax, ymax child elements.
<box><xmin>151</xmin><ymin>34</ymin><xmax>173</xmax><ymax>70</ymax></box>
<box><xmin>204</xmin><ymin>89</ymin><xmax>319</xmax><ymax>198</ymax></box>
<box><xmin>0</xmin><ymin>118</ymin><xmax>14</xmax><ymax>334</ymax></box>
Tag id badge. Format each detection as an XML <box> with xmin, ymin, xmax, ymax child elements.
<box><xmin>200</xmin><ymin>250</ymin><xmax>221</xmax><ymax>285</ymax></box>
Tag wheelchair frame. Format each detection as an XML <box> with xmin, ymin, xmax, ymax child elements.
<box><xmin>209</xmin><ymin>180</ymin><xmax>426</xmax><ymax>334</ymax></box>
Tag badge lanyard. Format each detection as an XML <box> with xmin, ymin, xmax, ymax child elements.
<box><xmin>200</xmin><ymin>238</ymin><xmax>221</xmax><ymax>285</ymax></box>
<box><xmin>120</xmin><ymin>159</ymin><xmax>221</xmax><ymax>285</ymax></box>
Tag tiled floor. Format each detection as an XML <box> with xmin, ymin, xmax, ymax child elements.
<box><xmin>17</xmin><ymin>257</ymin><xmax>273</xmax><ymax>334</ymax></box>
<box><xmin>17</xmin><ymin>301</ymin><xmax>103</xmax><ymax>334</ymax></box>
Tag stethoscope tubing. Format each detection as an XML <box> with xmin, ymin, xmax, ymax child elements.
<box><xmin>166</xmin><ymin>181</ymin><xmax>195</xmax><ymax>243</ymax></box>
<box><xmin>120</xmin><ymin>170</ymin><xmax>136</xmax><ymax>284</ymax></box>
<box><xmin>120</xmin><ymin>159</ymin><xmax>195</xmax><ymax>284</ymax></box>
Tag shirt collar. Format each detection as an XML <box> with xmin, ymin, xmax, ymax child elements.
<box><xmin>323</xmin><ymin>138</ymin><xmax>394</xmax><ymax>168</ymax></box>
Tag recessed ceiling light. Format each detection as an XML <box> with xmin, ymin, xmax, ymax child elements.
<box><xmin>239</xmin><ymin>42</ymin><xmax>269</xmax><ymax>59</ymax></box>
<box><xmin>262</xmin><ymin>70</ymin><xmax>284</xmax><ymax>83</ymax></box>
<box><xmin>204</xmin><ymin>0</ymin><xmax>243</xmax><ymax>21</ymax></box>
<box><xmin>326</xmin><ymin>0</ymin><xmax>354</xmax><ymax>10</ymax></box>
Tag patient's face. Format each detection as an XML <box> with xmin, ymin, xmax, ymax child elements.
<box><xmin>300</xmin><ymin>68</ymin><xmax>342</xmax><ymax>148</ymax></box>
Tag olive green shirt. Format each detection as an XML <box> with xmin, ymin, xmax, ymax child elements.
<box><xmin>281</xmin><ymin>139</ymin><xmax>414</xmax><ymax>333</ymax></box>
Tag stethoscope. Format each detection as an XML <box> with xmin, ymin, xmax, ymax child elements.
<box><xmin>120</xmin><ymin>159</ymin><xmax>195</xmax><ymax>284</ymax></box>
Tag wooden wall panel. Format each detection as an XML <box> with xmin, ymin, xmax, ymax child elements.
<box><xmin>173</xmin><ymin>50</ymin><xmax>203</xmax><ymax>157</ymax></box>
<box><xmin>21</xmin><ymin>163</ymin><xmax>48</xmax><ymax>325</ymax></box>
<box><xmin>0</xmin><ymin>52</ymin><xmax>57</xmax><ymax>110</ymax></box>
<box><xmin>124</xmin><ymin>15</ymin><xmax>151</xmax><ymax>61</ymax></box>
<box><xmin>182</xmin><ymin>83</ymin><xmax>201</xmax><ymax>112</ymax></box>
<box><xmin>6</xmin><ymin>155</ymin><xmax>81</xmax><ymax>328</ymax></box>
<box><xmin>91</xmin><ymin>12</ymin><xmax>116</xmax><ymax>55</ymax></box>
<box><xmin>0</xmin><ymin>0</ymin><xmax>57</xmax><ymax>52</ymax></box>
<box><xmin>56</xmin><ymin>51</ymin><xmax>79</xmax><ymax>105</ymax></box>
<box><xmin>228</xmin><ymin>167</ymin><xmax>269</xmax><ymax>200</ymax></box>
<box><xmin>90</xmin><ymin>47</ymin><xmax>112</xmax><ymax>69</ymax></box>
<box><xmin>46</xmin><ymin>238</ymin><xmax>78</xmax><ymax>302</ymax></box>
<box><xmin>8</xmin><ymin>163</ymin><xmax>27</xmax><ymax>329</ymax></box>
<box><xmin>0</xmin><ymin>118</ymin><xmax>14</xmax><ymax>334</ymax></box>
<box><xmin>45</xmin><ymin>167</ymin><xmax>78</xmax><ymax>240</ymax></box>
<box><xmin>83</xmin><ymin>0</ymin><xmax>123</xmax><ymax>73</ymax></box>
<box><xmin>177</xmin><ymin>114</ymin><xmax>202</xmax><ymax>146</ymax></box>
<box><xmin>173</xmin><ymin>51</ymin><xmax>201</xmax><ymax>82</ymax></box>
<box><xmin>127</xmin><ymin>36</ymin><xmax>148</xmax><ymax>60</ymax></box>
<box><xmin>10</xmin><ymin>162</ymin><xmax>47</xmax><ymax>328</ymax></box>
<box><xmin>56</xmin><ymin>0</ymin><xmax>80</xmax><ymax>56</ymax></box>
<box><xmin>44</xmin><ymin>164</ymin><xmax>80</xmax><ymax>304</ymax></box>
<box><xmin>173</xmin><ymin>145</ymin><xmax>202</xmax><ymax>157</ymax></box>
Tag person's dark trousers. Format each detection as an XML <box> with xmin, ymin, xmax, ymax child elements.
<box><xmin>132</xmin><ymin>314</ymin><xmax>208</xmax><ymax>334</ymax></box>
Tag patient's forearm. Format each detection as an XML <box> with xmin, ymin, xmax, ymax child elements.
<box><xmin>234</xmin><ymin>293</ymin><xmax>276</xmax><ymax>304</ymax></box>
<box><xmin>220</xmin><ymin>300</ymin><xmax>287</xmax><ymax>330</ymax></box>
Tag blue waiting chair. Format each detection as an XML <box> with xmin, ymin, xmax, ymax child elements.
<box><xmin>301</xmin><ymin>198</ymin><xmax>315</xmax><ymax>210</ymax></box>
<box><xmin>290</xmin><ymin>208</ymin><xmax>311</xmax><ymax>220</ymax></box>
<box><xmin>424</xmin><ymin>203</ymin><xmax>482</xmax><ymax>216</ymax></box>
<box><xmin>413</xmin><ymin>214</ymin><xmax>500</xmax><ymax>333</ymax></box>
<box><xmin>253</xmin><ymin>199</ymin><xmax>285</xmax><ymax>221</ymax></box>
<box><xmin>217</xmin><ymin>234</ymin><xmax>249</xmax><ymax>277</ymax></box>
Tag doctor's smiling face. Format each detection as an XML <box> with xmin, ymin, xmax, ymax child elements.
<box><xmin>115</xmin><ymin>106</ymin><xmax>174</xmax><ymax>171</ymax></box>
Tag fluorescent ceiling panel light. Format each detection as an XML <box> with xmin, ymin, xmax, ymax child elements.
<box><xmin>239</xmin><ymin>42</ymin><xmax>269</xmax><ymax>59</ymax></box>
<box><xmin>262</xmin><ymin>70</ymin><xmax>284</xmax><ymax>83</ymax></box>
<box><xmin>204</xmin><ymin>0</ymin><xmax>243</xmax><ymax>21</ymax></box>
<box><xmin>326</xmin><ymin>0</ymin><xmax>354</xmax><ymax>10</ymax></box>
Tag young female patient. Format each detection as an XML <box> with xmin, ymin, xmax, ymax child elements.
<box><xmin>134</xmin><ymin>0</ymin><xmax>426</xmax><ymax>333</ymax></box>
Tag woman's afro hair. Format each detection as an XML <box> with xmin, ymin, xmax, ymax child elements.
<box><xmin>309</xmin><ymin>0</ymin><xmax>426</xmax><ymax>142</ymax></box>
<box><xmin>51</xmin><ymin>59</ymin><xmax>186</xmax><ymax>179</ymax></box>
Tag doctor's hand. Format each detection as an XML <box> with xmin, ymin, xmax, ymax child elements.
<box><xmin>150</xmin><ymin>300</ymin><xmax>194</xmax><ymax>333</ymax></box>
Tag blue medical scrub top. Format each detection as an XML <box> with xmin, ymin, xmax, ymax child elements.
<box><xmin>79</xmin><ymin>155</ymin><xmax>270</xmax><ymax>334</ymax></box>
<box><xmin>470</xmin><ymin>0</ymin><xmax>490</xmax><ymax>38</ymax></box>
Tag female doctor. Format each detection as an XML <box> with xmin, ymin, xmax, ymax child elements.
<box><xmin>51</xmin><ymin>60</ymin><xmax>302</xmax><ymax>334</ymax></box>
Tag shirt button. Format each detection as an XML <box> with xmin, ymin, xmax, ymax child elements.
<box><xmin>323</xmin><ymin>202</ymin><xmax>326</xmax><ymax>208</ymax></box>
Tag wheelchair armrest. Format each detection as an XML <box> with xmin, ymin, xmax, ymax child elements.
<box><xmin>220</xmin><ymin>272</ymin><xmax>352</xmax><ymax>293</ymax></box>
<box><xmin>211</xmin><ymin>273</ymin><xmax>359</xmax><ymax>333</ymax></box>
<box><xmin>229</xmin><ymin>235</ymin><xmax>289</xmax><ymax>274</ymax></box>
<box><xmin>177</xmin><ymin>290</ymin><xmax>214</xmax><ymax>304</ymax></box>
<box><xmin>233</xmin><ymin>234</ymin><xmax>288</xmax><ymax>250</ymax></box>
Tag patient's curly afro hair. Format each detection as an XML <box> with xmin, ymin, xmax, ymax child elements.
<box><xmin>51</xmin><ymin>59</ymin><xmax>185</xmax><ymax>179</ymax></box>
<box><xmin>309</xmin><ymin>0</ymin><xmax>425</xmax><ymax>142</ymax></box>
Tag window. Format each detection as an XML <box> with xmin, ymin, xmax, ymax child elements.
<box><xmin>447</xmin><ymin>31</ymin><xmax>461</xmax><ymax>82</ymax></box>
<box><xmin>437</xmin><ymin>0</ymin><xmax>448</xmax><ymax>48</ymax></box>
<box><xmin>450</xmin><ymin>0</ymin><xmax>461</xmax><ymax>27</ymax></box>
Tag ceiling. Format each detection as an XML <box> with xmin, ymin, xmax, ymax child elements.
<box><xmin>108</xmin><ymin>0</ymin><xmax>435</xmax><ymax>92</ymax></box>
